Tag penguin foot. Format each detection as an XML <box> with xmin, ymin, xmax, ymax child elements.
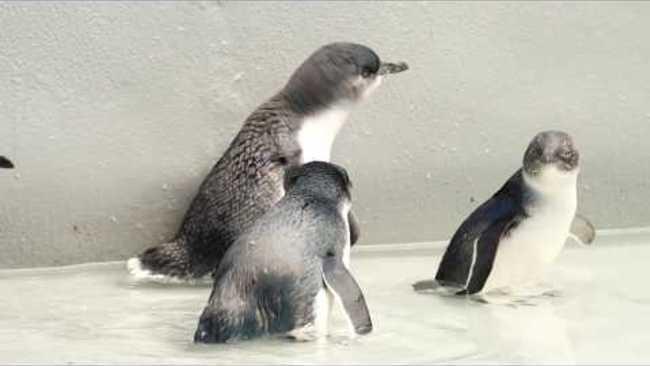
<box><xmin>285</xmin><ymin>324</ymin><xmax>324</xmax><ymax>342</ymax></box>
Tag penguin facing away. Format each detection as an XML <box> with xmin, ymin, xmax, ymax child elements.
<box><xmin>128</xmin><ymin>43</ymin><xmax>408</xmax><ymax>281</ymax></box>
<box><xmin>194</xmin><ymin>162</ymin><xmax>371</xmax><ymax>343</ymax></box>
<box><xmin>415</xmin><ymin>131</ymin><xmax>595</xmax><ymax>296</ymax></box>
<box><xmin>0</xmin><ymin>156</ymin><xmax>13</xmax><ymax>169</ymax></box>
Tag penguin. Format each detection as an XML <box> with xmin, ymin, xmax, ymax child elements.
<box><xmin>128</xmin><ymin>42</ymin><xmax>408</xmax><ymax>281</ymax></box>
<box><xmin>193</xmin><ymin>161</ymin><xmax>371</xmax><ymax>343</ymax></box>
<box><xmin>0</xmin><ymin>156</ymin><xmax>13</xmax><ymax>169</ymax></box>
<box><xmin>414</xmin><ymin>131</ymin><xmax>596</xmax><ymax>296</ymax></box>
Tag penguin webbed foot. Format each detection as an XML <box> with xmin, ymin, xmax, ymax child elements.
<box><xmin>285</xmin><ymin>324</ymin><xmax>322</xmax><ymax>342</ymax></box>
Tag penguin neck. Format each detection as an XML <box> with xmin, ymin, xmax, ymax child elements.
<box><xmin>522</xmin><ymin>169</ymin><xmax>578</xmax><ymax>213</ymax></box>
<box><xmin>295</xmin><ymin>105</ymin><xmax>351</xmax><ymax>163</ymax></box>
<box><xmin>289</xmin><ymin>184</ymin><xmax>348</xmax><ymax>205</ymax></box>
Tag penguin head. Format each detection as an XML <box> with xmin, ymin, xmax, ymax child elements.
<box><xmin>283</xmin><ymin>161</ymin><xmax>353</xmax><ymax>203</ymax></box>
<box><xmin>523</xmin><ymin>130</ymin><xmax>579</xmax><ymax>186</ymax></box>
<box><xmin>0</xmin><ymin>156</ymin><xmax>14</xmax><ymax>169</ymax></box>
<box><xmin>282</xmin><ymin>42</ymin><xmax>408</xmax><ymax>114</ymax></box>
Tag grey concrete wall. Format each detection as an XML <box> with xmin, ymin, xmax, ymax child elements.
<box><xmin>1</xmin><ymin>1</ymin><xmax>649</xmax><ymax>268</ymax></box>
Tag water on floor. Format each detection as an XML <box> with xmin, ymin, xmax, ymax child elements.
<box><xmin>1</xmin><ymin>230</ymin><xmax>650</xmax><ymax>364</ymax></box>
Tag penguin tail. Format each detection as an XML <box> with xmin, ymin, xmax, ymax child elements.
<box><xmin>127</xmin><ymin>239</ymin><xmax>194</xmax><ymax>282</ymax></box>
<box><xmin>412</xmin><ymin>279</ymin><xmax>437</xmax><ymax>292</ymax></box>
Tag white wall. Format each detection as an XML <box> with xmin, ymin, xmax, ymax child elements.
<box><xmin>1</xmin><ymin>2</ymin><xmax>649</xmax><ymax>268</ymax></box>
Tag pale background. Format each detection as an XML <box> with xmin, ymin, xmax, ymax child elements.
<box><xmin>1</xmin><ymin>1</ymin><xmax>648</xmax><ymax>268</ymax></box>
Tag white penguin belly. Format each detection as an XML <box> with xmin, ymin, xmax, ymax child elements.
<box><xmin>482</xmin><ymin>198</ymin><xmax>576</xmax><ymax>293</ymax></box>
<box><xmin>297</xmin><ymin>108</ymin><xmax>349</xmax><ymax>163</ymax></box>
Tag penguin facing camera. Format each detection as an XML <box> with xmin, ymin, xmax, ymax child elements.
<box><xmin>414</xmin><ymin>130</ymin><xmax>595</xmax><ymax>296</ymax></box>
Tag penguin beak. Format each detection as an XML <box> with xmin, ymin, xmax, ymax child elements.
<box><xmin>0</xmin><ymin>156</ymin><xmax>13</xmax><ymax>169</ymax></box>
<box><xmin>377</xmin><ymin>62</ymin><xmax>409</xmax><ymax>75</ymax></box>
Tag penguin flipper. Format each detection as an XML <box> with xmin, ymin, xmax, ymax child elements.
<box><xmin>569</xmin><ymin>214</ymin><xmax>596</xmax><ymax>246</ymax></box>
<box><xmin>459</xmin><ymin>219</ymin><xmax>514</xmax><ymax>295</ymax></box>
<box><xmin>0</xmin><ymin>156</ymin><xmax>14</xmax><ymax>169</ymax></box>
<box><xmin>436</xmin><ymin>171</ymin><xmax>525</xmax><ymax>295</ymax></box>
<box><xmin>348</xmin><ymin>210</ymin><xmax>361</xmax><ymax>246</ymax></box>
<box><xmin>322</xmin><ymin>256</ymin><xmax>372</xmax><ymax>335</ymax></box>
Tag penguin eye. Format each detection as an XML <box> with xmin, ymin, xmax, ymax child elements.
<box><xmin>361</xmin><ymin>68</ymin><xmax>373</xmax><ymax>78</ymax></box>
<box><xmin>532</xmin><ymin>146</ymin><xmax>544</xmax><ymax>160</ymax></box>
<box><xmin>559</xmin><ymin>150</ymin><xmax>574</xmax><ymax>161</ymax></box>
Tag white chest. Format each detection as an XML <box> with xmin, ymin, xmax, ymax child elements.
<box><xmin>297</xmin><ymin>108</ymin><xmax>349</xmax><ymax>164</ymax></box>
<box><xmin>483</xmin><ymin>185</ymin><xmax>577</xmax><ymax>292</ymax></box>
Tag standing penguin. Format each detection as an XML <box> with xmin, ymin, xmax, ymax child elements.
<box><xmin>128</xmin><ymin>43</ymin><xmax>408</xmax><ymax>280</ymax></box>
<box><xmin>0</xmin><ymin>156</ymin><xmax>13</xmax><ymax>169</ymax></box>
<box><xmin>194</xmin><ymin>161</ymin><xmax>371</xmax><ymax>343</ymax></box>
<box><xmin>415</xmin><ymin>131</ymin><xmax>595</xmax><ymax>295</ymax></box>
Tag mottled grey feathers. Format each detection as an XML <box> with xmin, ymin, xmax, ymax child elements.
<box><xmin>138</xmin><ymin>96</ymin><xmax>299</xmax><ymax>279</ymax></box>
<box><xmin>135</xmin><ymin>43</ymin><xmax>384</xmax><ymax>280</ymax></box>
<box><xmin>194</xmin><ymin>162</ymin><xmax>370</xmax><ymax>343</ymax></box>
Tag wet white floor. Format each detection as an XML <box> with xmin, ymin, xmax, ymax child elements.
<box><xmin>1</xmin><ymin>230</ymin><xmax>650</xmax><ymax>364</ymax></box>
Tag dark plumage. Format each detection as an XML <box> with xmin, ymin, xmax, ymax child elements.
<box><xmin>434</xmin><ymin>170</ymin><xmax>528</xmax><ymax>294</ymax></box>
<box><xmin>0</xmin><ymin>156</ymin><xmax>13</xmax><ymax>169</ymax></box>
<box><xmin>194</xmin><ymin>162</ymin><xmax>371</xmax><ymax>343</ymax></box>
<box><xmin>138</xmin><ymin>96</ymin><xmax>301</xmax><ymax>279</ymax></box>
<box><xmin>415</xmin><ymin>131</ymin><xmax>595</xmax><ymax>295</ymax></box>
<box><xmin>131</xmin><ymin>42</ymin><xmax>407</xmax><ymax>279</ymax></box>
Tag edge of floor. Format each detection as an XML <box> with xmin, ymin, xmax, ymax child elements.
<box><xmin>2</xmin><ymin>226</ymin><xmax>649</xmax><ymax>274</ymax></box>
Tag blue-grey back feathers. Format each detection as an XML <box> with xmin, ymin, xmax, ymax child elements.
<box><xmin>194</xmin><ymin>162</ymin><xmax>367</xmax><ymax>343</ymax></box>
